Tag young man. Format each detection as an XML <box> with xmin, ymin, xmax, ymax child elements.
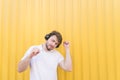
<box><xmin>18</xmin><ymin>30</ymin><xmax>72</xmax><ymax>80</ymax></box>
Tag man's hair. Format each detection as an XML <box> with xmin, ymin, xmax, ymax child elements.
<box><xmin>45</xmin><ymin>30</ymin><xmax>62</xmax><ymax>48</ymax></box>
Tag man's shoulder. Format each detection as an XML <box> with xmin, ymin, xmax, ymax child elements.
<box><xmin>53</xmin><ymin>49</ymin><xmax>63</xmax><ymax>56</ymax></box>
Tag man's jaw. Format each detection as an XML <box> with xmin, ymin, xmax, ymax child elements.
<box><xmin>45</xmin><ymin>43</ymin><xmax>51</xmax><ymax>51</ymax></box>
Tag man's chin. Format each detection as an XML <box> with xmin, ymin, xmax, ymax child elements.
<box><xmin>48</xmin><ymin>48</ymin><xmax>53</xmax><ymax>51</ymax></box>
<box><xmin>46</xmin><ymin>45</ymin><xmax>54</xmax><ymax>51</ymax></box>
<box><xmin>48</xmin><ymin>47</ymin><xmax>54</xmax><ymax>51</ymax></box>
<box><xmin>46</xmin><ymin>47</ymin><xmax>52</xmax><ymax>51</ymax></box>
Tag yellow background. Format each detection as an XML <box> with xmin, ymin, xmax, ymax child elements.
<box><xmin>0</xmin><ymin>0</ymin><xmax>120</xmax><ymax>80</ymax></box>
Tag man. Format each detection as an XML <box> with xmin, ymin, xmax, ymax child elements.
<box><xmin>18</xmin><ymin>30</ymin><xmax>72</xmax><ymax>80</ymax></box>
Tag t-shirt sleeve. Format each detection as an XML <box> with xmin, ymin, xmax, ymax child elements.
<box><xmin>58</xmin><ymin>53</ymin><xmax>64</xmax><ymax>63</ymax></box>
<box><xmin>21</xmin><ymin>46</ymin><xmax>35</xmax><ymax>60</ymax></box>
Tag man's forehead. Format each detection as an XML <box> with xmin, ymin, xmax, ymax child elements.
<box><xmin>50</xmin><ymin>35</ymin><xmax>59</xmax><ymax>42</ymax></box>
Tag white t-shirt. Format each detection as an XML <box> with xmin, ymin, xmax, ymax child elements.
<box><xmin>21</xmin><ymin>45</ymin><xmax>64</xmax><ymax>80</ymax></box>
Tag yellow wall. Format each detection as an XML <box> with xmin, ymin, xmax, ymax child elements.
<box><xmin>0</xmin><ymin>0</ymin><xmax>120</xmax><ymax>80</ymax></box>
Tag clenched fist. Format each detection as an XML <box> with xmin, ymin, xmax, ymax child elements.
<box><xmin>63</xmin><ymin>41</ymin><xmax>70</xmax><ymax>48</ymax></box>
<box><xmin>29</xmin><ymin>48</ymin><xmax>40</xmax><ymax>58</ymax></box>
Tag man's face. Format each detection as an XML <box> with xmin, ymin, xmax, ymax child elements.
<box><xmin>46</xmin><ymin>35</ymin><xmax>59</xmax><ymax>50</ymax></box>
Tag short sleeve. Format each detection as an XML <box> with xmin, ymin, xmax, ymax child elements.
<box><xmin>21</xmin><ymin>46</ymin><xmax>35</xmax><ymax>60</ymax></box>
<box><xmin>58</xmin><ymin>53</ymin><xmax>64</xmax><ymax>63</ymax></box>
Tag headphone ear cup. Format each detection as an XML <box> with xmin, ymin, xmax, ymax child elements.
<box><xmin>45</xmin><ymin>34</ymin><xmax>50</xmax><ymax>40</ymax></box>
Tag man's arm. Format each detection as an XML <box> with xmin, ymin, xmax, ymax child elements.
<box><xmin>59</xmin><ymin>41</ymin><xmax>72</xmax><ymax>71</ymax></box>
<box><xmin>18</xmin><ymin>48</ymin><xmax>40</xmax><ymax>73</ymax></box>
<box><xmin>18</xmin><ymin>56</ymin><xmax>31</xmax><ymax>72</ymax></box>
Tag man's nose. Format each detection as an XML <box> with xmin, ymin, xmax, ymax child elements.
<box><xmin>52</xmin><ymin>42</ymin><xmax>56</xmax><ymax>47</ymax></box>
